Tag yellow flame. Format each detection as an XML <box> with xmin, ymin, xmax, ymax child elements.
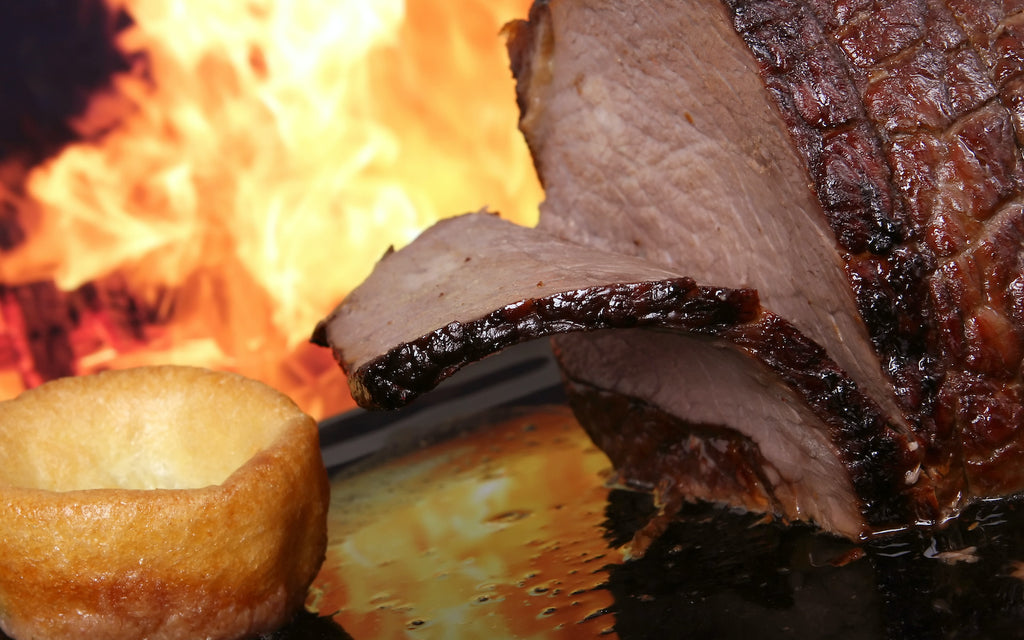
<box><xmin>1</xmin><ymin>0</ymin><xmax>541</xmax><ymax>418</ymax></box>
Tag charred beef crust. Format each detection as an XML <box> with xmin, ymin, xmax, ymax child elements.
<box><xmin>720</xmin><ymin>0</ymin><xmax>941</xmax><ymax>456</ymax></box>
<box><xmin>318</xmin><ymin>0</ymin><xmax>1024</xmax><ymax>538</ymax></box>
<box><xmin>717</xmin><ymin>313</ymin><xmax>934</xmax><ymax>527</ymax></box>
<box><xmin>339</xmin><ymin>278</ymin><xmax>759</xmax><ymax>409</ymax></box>
<box><xmin>557</xmin><ymin>321</ymin><xmax>931</xmax><ymax>531</ymax></box>
<box><xmin>506</xmin><ymin>0</ymin><xmax>1024</xmax><ymax>511</ymax></box>
<box><xmin>713</xmin><ymin>0</ymin><xmax>1024</xmax><ymax>505</ymax></box>
<box><xmin>313</xmin><ymin>210</ymin><xmax>934</xmax><ymax>535</ymax></box>
<box><xmin>334</xmin><ymin>263</ymin><xmax>929</xmax><ymax>530</ymax></box>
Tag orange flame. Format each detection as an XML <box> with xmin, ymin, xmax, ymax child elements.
<box><xmin>0</xmin><ymin>0</ymin><xmax>541</xmax><ymax>419</ymax></box>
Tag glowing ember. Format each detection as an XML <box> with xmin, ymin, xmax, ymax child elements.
<box><xmin>0</xmin><ymin>0</ymin><xmax>541</xmax><ymax>419</ymax></box>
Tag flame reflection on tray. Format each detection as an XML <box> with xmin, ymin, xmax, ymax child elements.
<box><xmin>316</xmin><ymin>406</ymin><xmax>618</xmax><ymax>638</ymax></box>
<box><xmin>310</xmin><ymin>404</ymin><xmax>1024</xmax><ymax>640</ymax></box>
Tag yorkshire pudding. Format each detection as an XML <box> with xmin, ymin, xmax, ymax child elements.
<box><xmin>0</xmin><ymin>366</ymin><xmax>330</xmax><ymax>640</ymax></box>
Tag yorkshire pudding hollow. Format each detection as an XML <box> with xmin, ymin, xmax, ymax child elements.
<box><xmin>0</xmin><ymin>365</ymin><xmax>330</xmax><ymax>640</ymax></box>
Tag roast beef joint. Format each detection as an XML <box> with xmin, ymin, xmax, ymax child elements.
<box><xmin>313</xmin><ymin>0</ymin><xmax>1024</xmax><ymax>552</ymax></box>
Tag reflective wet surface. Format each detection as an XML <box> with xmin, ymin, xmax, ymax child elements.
<box><xmin>9</xmin><ymin>403</ymin><xmax>1024</xmax><ymax>640</ymax></box>
<box><xmin>313</xmin><ymin>405</ymin><xmax>1024</xmax><ymax>639</ymax></box>
<box><xmin>316</xmin><ymin>406</ymin><xmax>618</xmax><ymax>639</ymax></box>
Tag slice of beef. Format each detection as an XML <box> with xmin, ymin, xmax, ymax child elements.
<box><xmin>314</xmin><ymin>0</ymin><xmax>1024</xmax><ymax>545</ymax></box>
<box><xmin>503</xmin><ymin>0</ymin><xmax>901</xmax><ymax>426</ymax></box>
<box><xmin>313</xmin><ymin>211</ymin><xmax>928</xmax><ymax>541</ymax></box>
<box><xmin>505</xmin><ymin>0</ymin><xmax>1024</xmax><ymax>511</ymax></box>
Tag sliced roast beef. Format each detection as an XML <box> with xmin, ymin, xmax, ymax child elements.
<box><xmin>314</xmin><ymin>0</ymin><xmax>1024</xmax><ymax>544</ymax></box>
<box><xmin>313</xmin><ymin>211</ymin><xmax>928</xmax><ymax>542</ymax></box>
<box><xmin>503</xmin><ymin>0</ymin><xmax>901</xmax><ymax>426</ymax></box>
<box><xmin>504</xmin><ymin>0</ymin><xmax>1024</xmax><ymax>512</ymax></box>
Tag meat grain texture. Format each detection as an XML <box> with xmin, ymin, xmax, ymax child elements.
<box><xmin>315</xmin><ymin>0</ymin><xmax>1024</xmax><ymax>548</ymax></box>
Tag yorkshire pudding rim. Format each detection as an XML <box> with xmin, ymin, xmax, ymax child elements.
<box><xmin>0</xmin><ymin>365</ymin><xmax>307</xmax><ymax>492</ymax></box>
<box><xmin>0</xmin><ymin>408</ymin><xmax>315</xmax><ymax>501</ymax></box>
<box><xmin>0</xmin><ymin>365</ymin><xmax>331</xmax><ymax>640</ymax></box>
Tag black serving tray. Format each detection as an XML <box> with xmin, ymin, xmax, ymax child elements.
<box><xmin>7</xmin><ymin>342</ymin><xmax>1024</xmax><ymax>639</ymax></box>
<box><xmin>311</xmin><ymin>342</ymin><xmax>1024</xmax><ymax>639</ymax></box>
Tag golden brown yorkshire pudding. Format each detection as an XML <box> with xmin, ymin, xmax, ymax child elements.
<box><xmin>0</xmin><ymin>366</ymin><xmax>330</xmax><ymax>640</ymax></box>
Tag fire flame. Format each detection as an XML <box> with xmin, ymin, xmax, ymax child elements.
<box><xmin>0</xmin><ymin>0</ymin><xmax>541</xmax><ymax>419</ymax></box>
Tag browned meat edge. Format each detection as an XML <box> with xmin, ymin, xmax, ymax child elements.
<box><xmin>505</xmin><ymin>0</ymin><xmax>1024</xmax><ymax>509</ymax></box>
<box><xmin>314</xmin><ymin>279</ymin><xmax>757</xmax><ymax>408</ymax></box>
<box><xmin>720</xmin><ymin>0</ymin><xmax>942</xmax><ymax>461</ymax></box>
<box><xmin>313</xmin><ymin>275</ymin><xmax>931</xmax><ymax>530</ymax></box>
<box><xmin>718</xmin><ymin>0</ymin><xmax>1024</xmax><ymax>503</ymax></box>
